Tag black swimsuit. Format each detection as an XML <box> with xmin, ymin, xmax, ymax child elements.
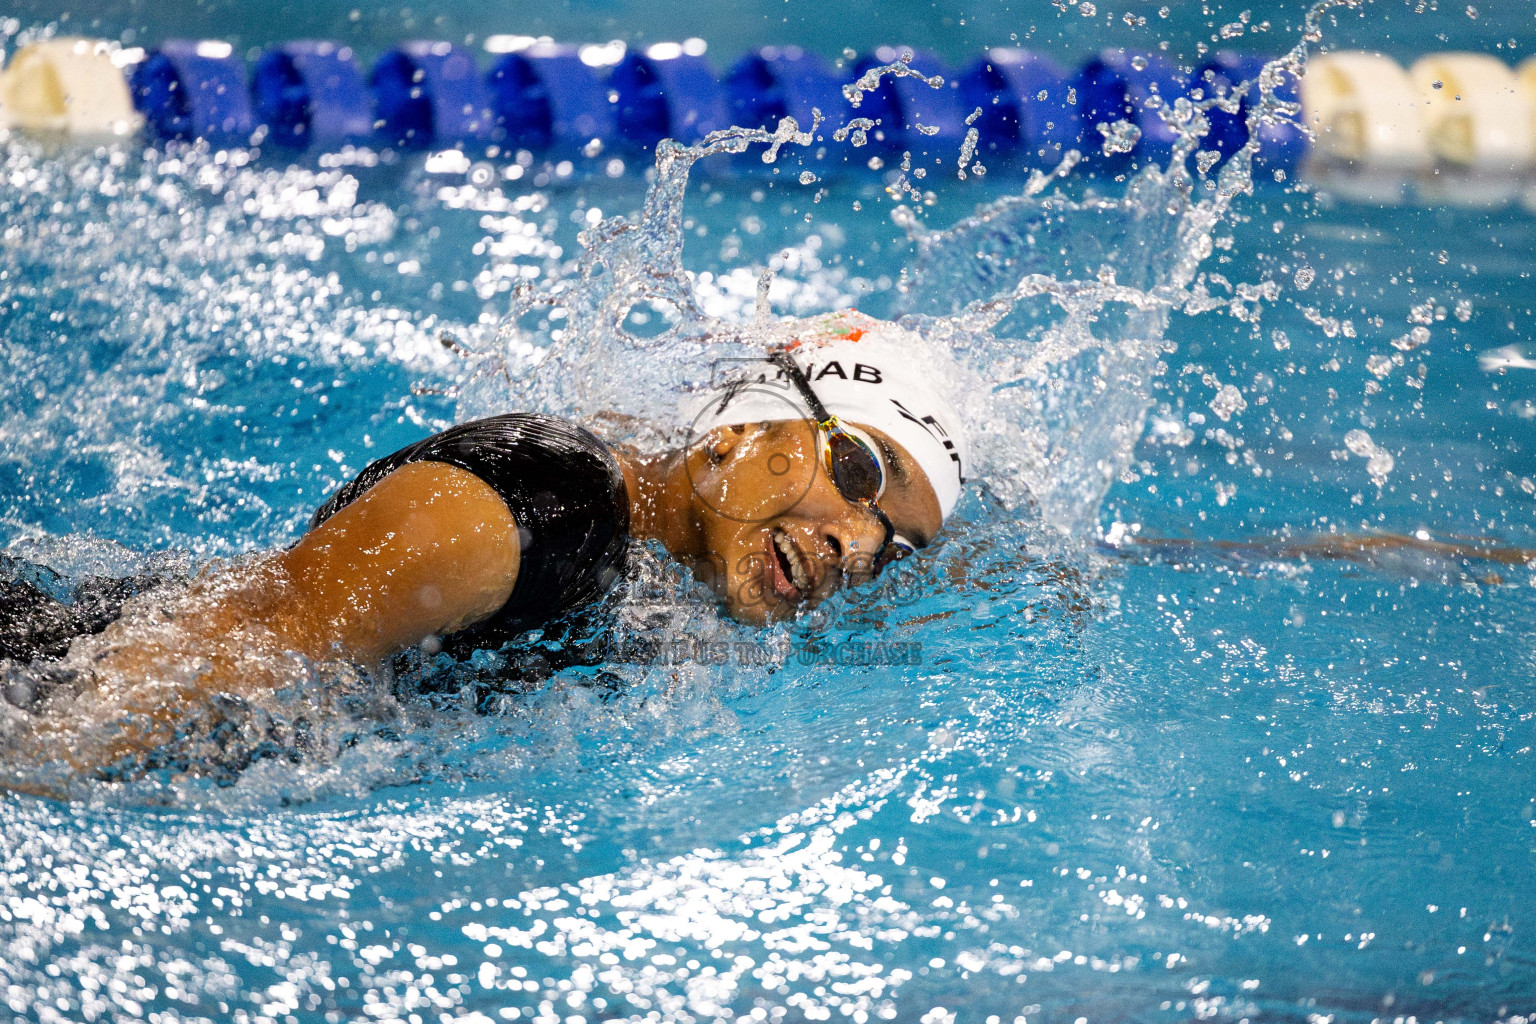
<box><xmin>310</xmin><ymin>413</ymin><xmax>631</xmax><ymax>642</ymax></box>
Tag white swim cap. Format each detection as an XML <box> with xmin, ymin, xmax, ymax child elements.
<box><xmin>689</xmin><ymin>310</ymin><xmax>968</xmax><ymax>518</ymax></box>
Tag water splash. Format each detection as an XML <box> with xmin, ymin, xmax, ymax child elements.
<box><xmin>887</xmin><ymin>0</ymin><xmax>1368</xmax><ymax>530</ymax></box>
<box><xmin>7</xmin><ymin>9</ymin><xmax>1514</xmax><ymax>1022</ymax></box>
<box><xmin>0</xmin><ymin>0</ymin><xmax>1370</xmax><ymax>795</ymax></box>
<box><xmin>841</xmin><ymin>50</ymin><xmax>944</xmax><ymax>109</ymax></box>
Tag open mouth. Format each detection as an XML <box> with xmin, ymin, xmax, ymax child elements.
<box><xmin>768</xmin><ymin>527</ymin><xmax>815</xmax><ymax>602</ymax></box>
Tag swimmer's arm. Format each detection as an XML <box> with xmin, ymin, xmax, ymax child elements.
<box><xmin>73</xmin><ymin>459</ymin><xmax>520</xmax><ymax>688</ymax></box>
<box><xmin>17</xmin><ymin>462</ymin><xmax>520</xmax><ymax>779</ymax></box>
<box><xmin>265</xmin><ymin>460</ymin><xmax>522</xmax><ymax>664</ymax></box>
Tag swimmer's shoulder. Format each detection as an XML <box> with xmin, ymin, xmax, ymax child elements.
<box><xmin>310</xmin><ymin>410</ymin><xmax>632</xmax><ymax>642</ymax></box>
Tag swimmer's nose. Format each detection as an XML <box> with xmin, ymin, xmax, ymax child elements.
<box><xmin>821</xmin><ymin>517</ymin><xmax>884</xmax><ymax>581</ymax></box>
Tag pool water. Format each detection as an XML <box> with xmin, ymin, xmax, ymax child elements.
<box><xmin>4</xmin><ymin>3</ymin><xmax>1536</xmax><ymax>1023</ymax></box>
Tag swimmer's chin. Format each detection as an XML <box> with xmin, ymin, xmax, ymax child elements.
<box><xmin>717</xmin><ymin>565</ymin><xmax>822</xmax><ymax>626</ymax></box>
<box><xmin>719</xmin><ymin>582</ymin><xmax>826</xmax><ymax>626</ymax></box>
<box><xmin>721</xmin><ymin>597</ymin><xmax>803</xmax><ymax>627</ymax></box>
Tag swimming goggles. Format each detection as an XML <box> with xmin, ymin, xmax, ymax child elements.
<box><xmin>768</xmin><ymin>350</ymin><xmax>916</xmax><ymax>575</ymax></box>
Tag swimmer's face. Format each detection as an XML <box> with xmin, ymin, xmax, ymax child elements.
<box><xmin>683</xmin><ymin>419</ymin><xmax>943</xmax><ymax>625</ymax></box>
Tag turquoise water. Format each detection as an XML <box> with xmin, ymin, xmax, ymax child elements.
<box><xmin>3</xmin><ymin>2</ymin><xmax>1536</xmax><ymax>1023</ymax></box>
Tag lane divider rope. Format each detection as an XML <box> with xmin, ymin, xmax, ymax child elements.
<box><xmin>2</xmin><ymin>36</ymin><xmax>1533</xmax><ymax>193</ymax></box>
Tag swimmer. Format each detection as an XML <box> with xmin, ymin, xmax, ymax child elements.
<box><xmin>0</xmin><ymin>310</ymin><xmax>969</xmax><ymax>780</ymax></box>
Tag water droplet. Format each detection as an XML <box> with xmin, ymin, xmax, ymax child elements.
<box><xmin>1097</xmin><ymin>120</ymin><xmax>1142</xmax><ymax>155</ymax></box>
<box><xmin>1344</xmin><ymin>429</ymin><xmax>1394</xmax><ymax>486</ymax></box>
<box><xmin>1391</xmin><ymin>326</ymin><xmax>1432</xmax><ymax>352</ymax></box>
<box><xmin>1209</xmin><ymin>383</ymin><xmax>1248</xmax><ymax>422</ymax></box>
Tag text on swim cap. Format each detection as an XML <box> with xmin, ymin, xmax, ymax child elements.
<box><xmin>891</xmin><ymin>398</ymin><xmax>964</xmax><ymax>480</ymax></box>
<box><xmin>797</xmin><ymin>361</ymin><xmax>883</xmax><ymax>384</ymax></box>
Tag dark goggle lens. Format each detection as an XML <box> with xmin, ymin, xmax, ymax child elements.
<box><xmin>825</xmin><ymin>431</ymin><xmax>883</xmax><ymax>503</ymax></box>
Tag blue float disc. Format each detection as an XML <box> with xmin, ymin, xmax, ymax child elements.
<box><xmin>611</xmin><ymin>49</ymin><xmax>728</xmax><ymax>148</ymax></box>
<box><xmin>130</xmin><ymin>40</ymin><xmax>254</xmax><ymax>147</ymax></box>
<box><xmin>487</xmin><ymin>44</ymin><xmax>613</xmax><ymax>150</ymax></box>
<box><xmin>252</xmin><ymin>41</ymin><xmax>374</xmax><ymax>150</ymax></box>
<box><xmin>1196</xmin><ymin>51</ymin><xmax>1306</xmax><ymax>170</ymax></box>
<box><xmin>372</xmin><ymin>41</ymin><xmax>494</xmax><ymax>151</ymax></box>
<box><xmin>957</xmin><ymin>48</ymin><xmax>1074</xmax><ymax>162</ymax></box>
<box><xmin>1072</xmin><ymin>50</ymin><xmax>1189</xmax><ymax>165</ymax></box>
<box><xmin>850</xmin><ymin>46</ymin><xmax>965</xmax><ymax>153</ymax></box>
<box><xmin>724</xmin><ymin>47</ymin><xmax>842</xmax><ymax>135</ymax></box>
